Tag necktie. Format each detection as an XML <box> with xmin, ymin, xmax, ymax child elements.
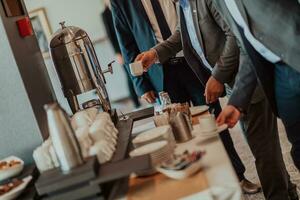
<box><xmin>150</xmin><ymin>0</ymin><xmax>172</xmax><ymax>40</ymax></box>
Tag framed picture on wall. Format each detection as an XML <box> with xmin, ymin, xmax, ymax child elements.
<box><xmin>29</xmin><ymin>8</ymin><xmax>52</xmax><ymax>58</ymax></box>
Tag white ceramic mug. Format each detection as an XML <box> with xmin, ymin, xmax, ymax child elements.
<box><xmin>198</xmin><ymin>114</ymin><xmax>217</xmax><ymax>133</ymax></box>
<box><xmin>71</xmin><ymin>110</ymin><xmax>94</xmax><ymax>129</ymax></box>
<box><xmin>129</xmin><ymin>61</ymin><xmax>143</xmax><ymax>76</ymax></box>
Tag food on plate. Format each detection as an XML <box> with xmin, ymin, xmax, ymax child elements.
<box><xmin>157</xmin><ymin>150</ymin><xmax>206</xmax><ymax>180</ymax></box>
<box><xmin>0</xmin><ymin>160</ymin><xmax>21</xmax><ymax>170</ymax></box>
<box><xmin>0</xmin><ymin>178</ymin><xmax>23</xmax><ymax>196</ymax></box>
<box><xmin>161</xmin><ymin>150</ymin><xmax>205</xmax><ymax>171</ymax></box>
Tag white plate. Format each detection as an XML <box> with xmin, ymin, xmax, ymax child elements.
<box><xmin>150</xmin><ymin>143</ymin><xmax>174</xmax><ymax>155</ymax></box>
<box><xmin>133</xmin><ymin>126</ymin><xmax>172</xmax><ymax>144</ymax></box>
<box><xmin>157</xmin><ymin>160</ymin><xmax>203</xmax><ymax>180</ymax></box>
<box><xmin>0</xmin><ymin>176</ymin><xmax>32</xmax><ymax>200</ymax></box>
<box><xmin>130</xmin><ymin>141</ymin><xmax>168</xmax><ymax>157</ymax></box>
<box><xmin>190</xmin><ymin>106</ymin><xmax>209</xmax><ymax>116</ymax></box>
<box><xmin>193</xmin><ymin>124</ymin><xmax>228</xmax><ymax>139</ymax></box>
<box><xmin>151</xmin><ymin>148</ymin><xmax>174</xmax><ymax>160</ymax></box>
<box><xmin>0</xmin><ymin>156</ymin><xmax>24</xmax><ymax>182</ymax></box>
<box><xmin>151</xmin><ymin>147</ymin><xmax>175</xmax><ymax>164</ymax></box>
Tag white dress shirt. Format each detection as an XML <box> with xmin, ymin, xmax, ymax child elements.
<box><xmin>180</xmin><ymin>0</ymin><xmax>213</xmax><ymax>72</ymax></box>
<box><xmin>224</xmin><ymin>0</ymin><xmax>281</xmax><ymax>63</ymax></box>
<box><xmin>141</xmin><ymin>0</ymin><xmax>178</xmax><ymax>43</ymax></box>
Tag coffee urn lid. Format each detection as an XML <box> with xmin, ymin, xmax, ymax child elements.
<box><xmin>50</xmin><ymin>21</ymin><xmax>88</xmax><ymax>48</ymax></box>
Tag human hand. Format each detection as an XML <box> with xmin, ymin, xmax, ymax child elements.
<box><xmin>135</xmin><ymin>49</ymin><xmax>158</xmax><ymax>72</ymax></box>
<box><xmin>115</xmin><ymin>53</ymin><xmax>124</xmax><ymax>65</ymax></box>
<box><xmin>216</xmin><ymin>105</ymin><xmax>241</xmax><ymax>128</ymax></box>
<box><xmin>205</xmin><ymin>76</ymin><xmax>224</xmax><ymax>104</ymax></box>
<box><xmin>141</xmin><ymin>91</ymin><xmax>156</xmax><ymax>104</ymax></box>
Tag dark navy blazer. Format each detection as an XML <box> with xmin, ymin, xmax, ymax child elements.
<box><xmin>111</xmin><ymin>0</ymin><xmax>164</xmax><ymax>96</ymax></box>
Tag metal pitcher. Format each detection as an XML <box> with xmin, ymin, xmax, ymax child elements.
<box><xmin>170</xmin><ymin>112</ymin><xmax>193</xmax><ymax>143</ymax></box>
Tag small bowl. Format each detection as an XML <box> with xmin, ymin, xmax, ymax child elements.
<box><xmin>0</xmin><ymin>156</ymin><xmax>24</xmax><ymax>182</ymax></box>
<box><xmin>156</xmin><ymin>160</ymin><xmax>203</xmax><ymax>180</ymax></box>
<box><xmin>0</xmin><ymin>176</ymin><xmax>32</xmax><ymax>200</ymax></box>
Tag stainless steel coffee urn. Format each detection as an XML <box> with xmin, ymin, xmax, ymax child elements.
<box><xmin>50</xmin><ymin>22</ymin><xmax>113</xmax><ymax>114</ymax></box>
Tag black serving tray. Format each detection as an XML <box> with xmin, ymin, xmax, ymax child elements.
<box><xmin>43</xmin><ymin>184</ymin><xmax>102</xmax><ymax>200</ymax></box>
<box><xmin>100</xmin><ymin>107</ymin><xmax>155</xmax><ymax>200</ymax></box>
<box><xmin>90</xmin><ymin>155</ymin><xmax>151</xmax><ymax>185</ymax></box>
<box><xmin>22</xmin><ymin>107</ymin><xmax>154</xmax><ymax>200</ymax></box>
<box><xmin>35</xmin><ymin>157</ymin><xmax>99</xmax><ymax>196</ymax></box>
<box><xmin>125</xmin><ymin>106</ymin><xmax>154</xmax><ymax>122</ymax></box>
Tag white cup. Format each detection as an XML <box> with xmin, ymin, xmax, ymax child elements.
<box><xmin>71</xmin><ymin>110</ymin><xmax>94</xmax><ymax>129</ymax></box>
<box><xmin>198</xmin><ymin>114</ymin><xmax>217</xmax><ymax>133</ymax></box>
<box><xmin>129</xmin><ymin>61</ymin><xmax>143</xmax><ymax>76</ymax></box>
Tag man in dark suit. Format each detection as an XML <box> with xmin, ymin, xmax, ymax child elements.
<box><xmin>111</xmin><ymin>0</ymin><xmax>205</xmax><ymax>105</ymax></box>
<box><xmin>101</xmin><ymin>1</ymin><xmax>141</xmax><ymax>108</ymax></box>
<box><xmin>111</xmin><ymin>0</ymin><xmax>259</xmax><ymax>194</ymax></box>
<box><xmin>136</xmin><ymin>0</ymin><xmax>297</xmax><ymax>198</ymax></box>
<box><xmin>213</xmin><ymin>0</ymin><xmax>300</xmax><ymax>173</ymax></box>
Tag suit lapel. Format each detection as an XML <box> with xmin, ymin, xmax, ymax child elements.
<box><xmin>190</xmin><ymin>0</ymin><xmax>205</xmax><ymax>53</ymax></box>
<box><xmin>234</xmin><ymin>0</ymin><xmax>250</xmax><ymax>27</ymax></box>
<box><xmin>135</xmin><ymin>0</ymin><xmax>153</xmax><ymax>31</ymax></box>
<box><xmin>180</xmin><ymin>8</ymin><xmax>211</xmax><ymax>84</ymax></box>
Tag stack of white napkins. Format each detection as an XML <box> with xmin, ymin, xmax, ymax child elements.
<box><xmin>33</xmin><ymin>108</ymin><xmax>119</xmax><ymax>173</ymax></box>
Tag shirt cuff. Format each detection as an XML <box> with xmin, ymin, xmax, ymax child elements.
<box><xmin>152</xmin><ymin>45</ymin><xmax>171</xmax><ymax>64</ymax></box>
<box><xmin>150</xmin><ymin>48</ymin><xmax>160</xmax><ymax>64</ymax></box>
<box><xmin>211</xmin><ymin>65</ymin><xmax>231</xmax><ymax>84</ymax></box>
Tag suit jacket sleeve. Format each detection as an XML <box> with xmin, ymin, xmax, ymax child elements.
<box><xmin>111</xmin><ymin>3</ymin><xmax>153</xmax><ymax>96</ymax></box>
<box><xmin>152</xmin><ymin>25</ymin><xmax>183</xmax><ymax>63</ymax></box>
<box><xmin>102</xmin><ymin>8</ymin><xmax>121</xmax><ymax>54</ymax></box>
<box><xmin>228</xmin><ymin>47</ymin><xmax>257</xmax><ymax>111</ymax></box>
<box><xmin>206</xmin><ymin>0</ymin><xmax>240</xmax><ymax>84</ymax></box>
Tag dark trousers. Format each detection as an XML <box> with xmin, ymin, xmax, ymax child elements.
<box><xmin>241</xmin><ymin>97</ymin><xmax>296</xmax><ymax>200</ymax></box>
<box><xmin>163</xmin><ymin>58</ymin><xmax>246</xmax><ymax>181</ymax></box>
<box><xmin>275</xmin><ymin>63</ymin><xmax>300</xmax><ymax>170</ymax></box>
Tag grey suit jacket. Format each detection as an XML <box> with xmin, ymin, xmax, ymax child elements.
<box><xmin>154</xmin><ymin>0</ymin><xmax>240</xmax><ymax>85</ymax></box>
<box><xmin>153</xmin><ymin>0</ymin><xmax>264</xmax><ymax>109</ymax></box>
<box><xmin>213</xmin><ymin>0</ymin><xmax>300</xmax><ymax>71</ymax></box>
<box><xmin>212</xmin><ymin>0</ymin><xmax>300</xmax><ymax>112</ymax></box>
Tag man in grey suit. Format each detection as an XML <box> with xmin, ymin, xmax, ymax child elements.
<box><xmin>213</xmin><ymin>0</ymin><xmax>300</xmax><ymax>172</ymax></box>
<box><xmin>136</xmin><ymin>0</ymin><xmax>298</xmax><ymax>199</ymax></box>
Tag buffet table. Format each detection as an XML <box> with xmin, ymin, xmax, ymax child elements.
<box><xmin>12</xmin><ymin>107</ymin><xmax>242</xmax><ymax>200</ymax></box>
<box><xmin>121</xmin><ymin>109</ymin><xmax>243</xmax><ymax>200</ymax></box>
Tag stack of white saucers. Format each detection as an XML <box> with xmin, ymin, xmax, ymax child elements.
<box><xmin>129</xmin><ymin>140</ymin><xmax>174</xmax><ymax>167</ymax></box>
<box><xmin>132</xmin><ymin>125</ymin><xmax>176</xmax><ymax>149</ymax></box>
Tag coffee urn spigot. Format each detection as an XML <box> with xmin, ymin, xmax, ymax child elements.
<box><xmin>50</xmin><ymin>22</ymin><xmax>114</xmax><ymax>113</ymax></box>
<box><xmin>44</xmin><ymin>102</ymin><xmax>84</xmax><ymax>173</ymax></box>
